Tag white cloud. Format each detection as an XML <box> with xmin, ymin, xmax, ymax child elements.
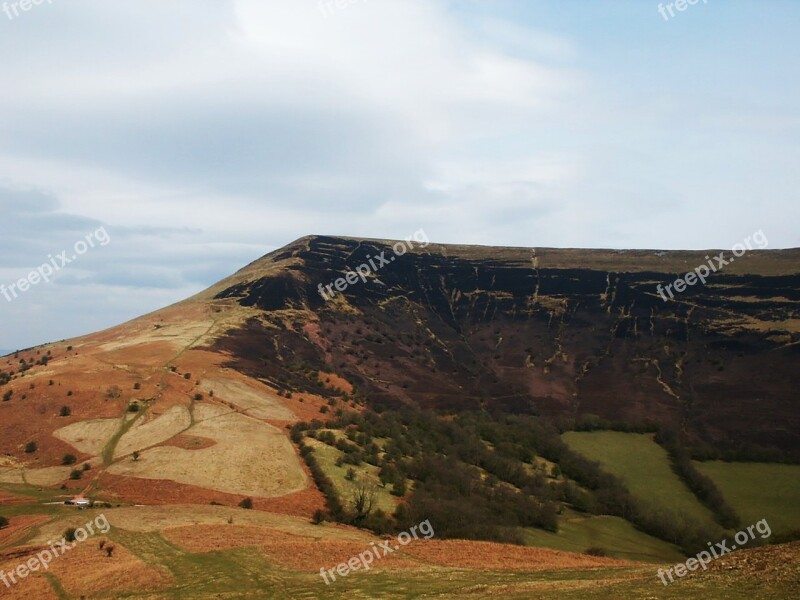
<box><xmin>0</xmin><ymin>0</ymin><xmax>797</xmax><ymax>349</ymax></box>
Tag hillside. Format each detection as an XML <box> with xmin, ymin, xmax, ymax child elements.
<box><xmin>1</xmin><ymin>235</ymin><xmax>799</xmax><ymax>598</ymax></box>
<box><xmin>209</xmin><ymin>236</ymin><xmax>800</xmax><ymax>459</ymax></box>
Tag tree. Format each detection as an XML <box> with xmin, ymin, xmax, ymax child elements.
<box><xmin>391</xmin><ymin>478</ymin><xmax>408</xmax><ymax>497</ymax></box>
<box><xmin>379</xmin><ymin>464</ymin><xmax>399</xmax><ymax>488</ymax></box>
<box><xmin>60</xmin><ymin>406</ymin><xmax>72</xmax><ymax>417</ymax></box>
<box><xmin>62</xmin><ymin>454</ymin><xmax>77</xmax><ymax>465</ymax></box>
<box><xmin>312</xmin><ymin>509</ymin><xmax>326</xmax><ymax>525</ymax></box>
<box><xmin>239</xmin><ymin>497</ymin><xmax>254</xmax><ymax>509</ymax></box>
<box><xmin>24</xmin><ymin>441</ymin><xmax>37</xmax><ymax>453</ymax></box>
<box><xmin>2</xmin><ymin>390</ymin><xmax>12</xmax><ymax>402</ymax></box>
<box><xmin>350</xmin><ymin>481</ymin><xmax>378</xmax><ymax>522</ymax></box>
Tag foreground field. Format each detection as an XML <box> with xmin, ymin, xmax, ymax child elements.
<box><xmin>694</xmin><ymin>461</ymin><xmax>800</xmax><ymax>535</ymax></box>
<box><xmin>0</xmin><ymin>499</ymin><xmax>797</xmax><ymax>599</ymax></box>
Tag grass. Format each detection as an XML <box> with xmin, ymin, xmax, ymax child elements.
<box><xmin>305</xmin><ymin>437</ymin><xmax>399</xmax><ymax>514</ymax></box>
<box><xmin>522</xmin><ymin>508</ymin><xmax>685</xmax><ymax>563</ymax></box>
<box><xmin>694</xmin><ymin>461</ymin><xmax>800</xmax><ymax>535</ymax></box>
<box><xmin>0</xmin><ymin>502</ymin><xmax>796</xmax><ymax>599</ymax></box>
<box><xmin>562</xmin><ymin>431</ymin><xmax>717</xmax><ymax>529</ymax></box>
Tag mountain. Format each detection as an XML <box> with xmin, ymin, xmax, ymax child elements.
<box><xmin>1</xmin><ymin>235</ymin><xmax>799</xmax><ymax>599</ymax></box>
<box><xmin>209</xmin><ymin>235</ymin><xmax>800</xmax><ymax>460</ymax></box>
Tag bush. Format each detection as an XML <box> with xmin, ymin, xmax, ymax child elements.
<box><xmin>312</xmin><ymin>509</ymin><xmax>326</xmax><ymax>525</ymax></box>
<box><xmin>60</xmin><ymin>406</ymin><xmax>71</xmax><ymax>417</ymax></box>
<box><xmin>82</xmin><ymin>463</ymin><xmax>91</xmax><ymax>471</ymax></box>
<box><xmin>127</xmin><ymin>402</ymin><xmax>140</xmax><ymax>413</ymax></box>
<box><xmin>62</xmin><ymin>454</ymin><xmax>77</xmax><ymax>466</ymax></box>
<box><xmin>64</xmin><ymin>528</ymin><xmax>77</xmax><ymax>543</ymax></box>
<box><xmin>69</xmin><ymin>470</ymin><xmax>82</xmax><ymax>480</ymax></box>
<box><xmin>0</xmin><ymin>516</ymin><xmax>8</xmax><ymax>529</ymax></box>
<box><xmin>239</xmin><ymin>498</ymin><xmax>254</xmax><ymax>509</ymax></box>
<box><xmin>585</xmin><ymin>546</ymin><xmax>608</xmax><ymax>557</ymax></box>
<box><xmin>391</xmin><ymin>478</ymin><xmax>407</xmax><ymax>497</ymax></box>
<box><xmin>24</xmin><ymin>441</ymin><xmax>37</xmax><ymax>453</ymax></box>
<box><xmin>134</xmin><ymin>383</ymin><xmax>141</xmax><ymax>390</ymax></box>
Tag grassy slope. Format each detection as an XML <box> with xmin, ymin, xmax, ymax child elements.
<box><xmin>523</xmin><ymin>509</ymin><xmax>685</xmax><ymax>563</ymax></box>
<box><xmin>694</xmin><ymin>461</ymin><xmax>800</xmax><ymax>535</ymax></box>
<box><xmin>305</xmin><ymin>437</ymin><xmax>399</xmax><ymax>514</ymax></box>
<box><xmin>1</xmin><ymin>484</ymin><xmax>797</xmax><ymax>599</ymax></box>
<box><xmin>562</xmin><ymin>432</ymin><xmax>717</xmax><ymax>529</ymax></box>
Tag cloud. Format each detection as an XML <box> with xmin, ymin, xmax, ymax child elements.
<box><xmin>0</xmin><ymin>0</ymin><xmax>797</xmax><ymax>349</ymax></box>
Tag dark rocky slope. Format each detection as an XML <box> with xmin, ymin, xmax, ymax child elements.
<box><xmin>211</xmin><ymin>236</ymin><xmax>800</xmax><ymax>460</ymax></box>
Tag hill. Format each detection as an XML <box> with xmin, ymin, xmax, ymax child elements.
<box><xmin>1</xmin><ymin>235</ymin><xmax>799</xmax><ymax>597</ymax></box>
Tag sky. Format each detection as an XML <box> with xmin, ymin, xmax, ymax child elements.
<box><xmin>0</xmin><ymin>0</ymin><xmax>798</xmax><ymax>351</ymax></box>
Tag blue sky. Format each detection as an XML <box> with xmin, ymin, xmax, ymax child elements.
<box><xmin>0</xmin><ymin>0</ymin><xmax>798</xmax><ymax>351</ymax></box>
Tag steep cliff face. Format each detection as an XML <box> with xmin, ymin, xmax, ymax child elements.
<box><xmin>212</xmin><ymin>236</ymin><xmax>800</xmax><ymax>459</ymax></box>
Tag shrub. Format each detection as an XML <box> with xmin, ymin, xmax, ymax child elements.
<box><xmin>133</xmin><ymin>383</ymin><xmax>141</xmax><ymax>390</ymax></box>
<box><xmin>64</xmin><ymin>528</ymin><xmax>77</xmax><ymax>543</ymax></box>
<box><xmin>183</xmin><ymin>373</ymin><xmax>191</xmax><ymax>380</ymax></box>
<box><xmin>132</xmin><ymin>451</ymin><xmax>140</xmax><ymax>462</ymax></box>
<box><xmin>0</xmin><ymin>516</ymin><xmax>8</xmax><ymax>529</ymax></box>
<box><xmin>127</xmin><ymin>402</ymin><xmax>140</xmax><ymax>413</ymax></box>
<box><xmin>62</xmin><ymin>454</ymin><xmax>77</xmax><ymax>466</ymax></box>
<box><xmin>66</xmin><ymin>390</ymin><xmax>73</xmax><ymax>397</ymax></box>
<box><xmin>24</xmin><ymin>441</ymin><xmax>37</xmax><ymax>453</ymax></box>
<box><xmin>82</xmin><ymin>463</ymin><xmax>91</xmax><ymax>471</ymax></box>
<box><xmin>69</xmin><ymin>470</ymin><xmax>82</xmax><ymax>480</ymax></box>
<box><xmin>391</xmin><ymin>479</ymin><xmax>407</xmax><ymax>497</ymax></box>
<box><xmin>585</xmin><ymin>546</ymin><xmax>608</xmax><ymax>557</ymax></box>
<box><xmin>2</xmin><ymin>390</ymin><xmax>12</xmax><ymax>402</ymax></box>
<box><xmin>312</xmin><ymin>509</ymin><xmax>326</xmax><ymax>525</ymax></box>
<box><xmin>193</xmin><ymin>393</ymin><xmax>203</xmax><ymax>401</ymax></box>
<box><xmin>60</xmin><ymin>406</ymin><xmax>72</xmax><ymax>417</ymax></box>
<box><xmin>239</xmin><ymin>498</ymin><xmax>254</xmax><ymax>510</ymax></box>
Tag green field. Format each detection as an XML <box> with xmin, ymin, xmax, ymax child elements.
<box><xmin>523</xmin><ymin>508</ymin><xmax>685</xmax><ymax>563</ymax></box>
<box><xmin>562</xmin><ymin>431</ymin><xmax>717</xmax><ymax>529</ymax></box>
<box><xmin>305</xmin><ymin>437</ymin><xmax>400</xmax><ymax>514</ymax></box>
<box><xmin>694</xmin><ymin>461</ymin><xmax>800</xmax><ymax>535</ymax></box>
